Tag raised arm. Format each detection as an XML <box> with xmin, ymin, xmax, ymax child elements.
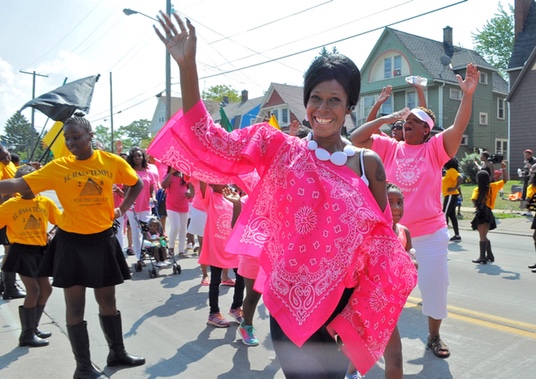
<box><xmin>351</xmin><ymin>109</ymin><xmax>408</xmax><ymax>149</ymax></box>
<box><xmin>365</xmin><ymin>86</ymin><xmax>392</xmax><ymax>123</ymax></box>
<box><xmin>154</xmin><ymin>11</ymin><xmax>199</xmax><ymax>113</ymax></box>
<box><xmin>441</xmin><ymin>63</ymin><xmax>479</xmax><ymax>157</ymax></box>
<box><xmin>408</xmin><ymin>79</ymin><xmax>427</xmax><ymax>108</ymax></box>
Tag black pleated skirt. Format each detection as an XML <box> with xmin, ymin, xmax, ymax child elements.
<box><xmin>37</xmin><ymin>228</ymin><xmax>131</xmax><ymax>288</ymax></box>
<box><xmin>471</xmin><ymin>205</ymin><xmax>497</xmax><ymax>231</ymax></box>
<box><xmin>2</xmin><ymin>244</ymin><xmax>45</xmax><ymax>278</ymax></box>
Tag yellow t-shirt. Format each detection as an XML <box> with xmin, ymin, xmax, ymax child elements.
<box><xmin>0</xmin><ymin>195</ymin><xmax>61</xmax><ymax>246</ymax></box>
<box><xmin>0</xmin><ymin>161</ymin><xmax>16</xmax><ymax>180</ymax></box>
<box><xmin>0</xmin><ymin>161</ymin><xmax>17</xmax><ymax>200</ymax></box>
<box><xmin>471</xmin><ymin>180</ymin><xmax>504</xmax><ymax>210</ymax></box>
<box><xmin>442</xmin><ymin>168</ymin><xmax>461</xmax><ymax>196</ymax></box>
<box><xmin>23</xmin><ymin>150</ymin><xmax>139</xmax><ymax>234</ymax></box>
<box><xmin>528</xmin><ymin>184</ymin><xmax>536</xmax><ymax>200</ymax></box>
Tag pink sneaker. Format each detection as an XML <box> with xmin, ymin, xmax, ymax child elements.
<box><xmin>207</xmin><ymin>313</ymin><xmax>230</xmax><ymax>328</ymax></box>
<box><xmin>228</xmin><ymin>307</ymin><xmax>244</xmax><ymax>324</ymax></box>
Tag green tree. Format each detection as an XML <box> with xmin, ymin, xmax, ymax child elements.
<box><xmin>202</xmin><ymin>84</ymin><xmax>240</xmax><ymax>103</ymax></box>
<box><xmin>93</xmin><ymin>124</ymin><xmax>114</xmax><ymax>152</ymax></box>
<box><xmin>472</xmin><ymin>2</ymin><xmax>514</xmax><ymax>79</ymax></box>
<box><xmin>117</xmin><ymin>119</ymin><xmax>151</xmax><ymax>151</ymax></box>
<box><xmin>319</xmin><ymin>46</ymin><xmax>340</xmax><ymax>57</ymax></box>
<box><xmin>460</xmin><ymin>152</ymin><xmax>480</xmax><ymax>184</ymax></box>
<box><xmin>1</xmin><ymin>112</ymin><xmax>44</xmax><ymax>162</ymax></box>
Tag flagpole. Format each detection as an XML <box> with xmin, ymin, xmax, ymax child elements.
<box><xmin>110</xmin><ymin>72</ymin><xmax>114</xmax><ymax>153</ymax></box>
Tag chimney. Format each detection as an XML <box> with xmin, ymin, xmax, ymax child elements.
<box><xmin>222</xmin><ymin>96</ymin><xmax>229</xmax><ymax>105</ymax></box>
<box><xmin>241</xmin><ymin>90</ymin><xmax>248</xmax><ymax>102</ymax></box>
<box><xmin>515</xmin><ymin>0</ymin><xmax>533</xmax><ymax>39</ymax></box>
<box><xmin>443</xmin><ymin>26</ymin><xmax>453</xmax><ymax>47</ymax></box>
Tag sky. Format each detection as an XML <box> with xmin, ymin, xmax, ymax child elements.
<box><xmin>0</xmin><ymin>0</ymin><xmax>514</xmax><ymax>136</ymax></box>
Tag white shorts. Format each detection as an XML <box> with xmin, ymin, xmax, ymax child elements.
<box><xmin>412</xmin><ymin>227</ymin><xmax>449</xmax><ymax>320</ymax></box>
<box><xmin>187</xmin><ymin>206</ymin><xmax>207</xmax><ymax>237</ymax></box>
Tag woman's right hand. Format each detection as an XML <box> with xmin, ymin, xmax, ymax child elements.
<box><xmin>154</xmin><ymin>11</ymin><xmax>197</xmax><ymax>66</ymax></box>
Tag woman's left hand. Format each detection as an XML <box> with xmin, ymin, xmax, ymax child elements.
<box><xmin>457</xmin><ymin>63</ymin><xmax>479</xmax><ymax>95</ymax></box>
<box><xmin>154</xmin><ymin>11</ymin><xmax>196</xmax><ymax>66</ymax></box>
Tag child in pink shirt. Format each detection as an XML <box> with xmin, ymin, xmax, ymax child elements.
<box><xmin>200</xmin><ymin>182</ymin><xmax>244</xmax><ymax>328</ymax></box>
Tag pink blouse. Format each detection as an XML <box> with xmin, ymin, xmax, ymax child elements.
<box><xmin>198</xmin><ymin>186</ymin><xmax>240</xmax><ymax>268</ymax></box>
<box><xmin>371</xmin><ymin>134</ymin><xmax>450</xmax><ymax>237</ymax></box>
<box><xmin>165</xmin><ymin>174</ymin><xmax>190</xmax><ymax>213</ymax></box>
<box><xmin>148</xmin><ymin>100</ymin><xmax>417</xmax><ymax>375</ymax></box>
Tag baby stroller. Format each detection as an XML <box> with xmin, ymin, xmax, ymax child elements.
<box><xmin>133</xmin><ymin>213</ymin><xmax>181</xmax><ymax>278</ymax></box>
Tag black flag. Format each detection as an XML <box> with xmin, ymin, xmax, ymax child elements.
<box><xmin>20</xmin><ymin>74</ymin><xmax>100</xmax><ymax>122</ymax></box>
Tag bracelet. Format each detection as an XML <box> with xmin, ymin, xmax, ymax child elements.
<box><xmin>115</xmin><ymin>208</ymin><xmax>123</xmax><ymax>218</ymax></box>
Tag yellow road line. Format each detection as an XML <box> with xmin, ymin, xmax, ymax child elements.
<box><xmin>405</xmin><ymin>296</ymin><xmax>536</xmax><ymax>339</ymax></box>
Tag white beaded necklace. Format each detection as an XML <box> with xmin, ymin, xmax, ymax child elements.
<box><xmin>306</xmin><ymin>132</ymin><xmax>356</xmax><ymax>166</ymax></box>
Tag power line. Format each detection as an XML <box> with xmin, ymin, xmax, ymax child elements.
<box><xmin>181</xmin><ymin>0</ymin><xmax>467</xmax><ymax>82</ymax></box>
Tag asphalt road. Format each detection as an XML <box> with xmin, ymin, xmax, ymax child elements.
<box><xmin>1</xmin><ymin>192</ymin><xmax>535</xmax><ymax>378</ymax></box>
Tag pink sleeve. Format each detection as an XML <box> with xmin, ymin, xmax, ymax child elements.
<box><xmin>148</xmin><ymin>100</ymin><xmax>286</xmax><ymax>187</ymax></box>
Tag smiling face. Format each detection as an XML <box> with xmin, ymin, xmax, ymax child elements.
<box><xmin>403</xmin><ymin>113</ymin><xmax>430</xmax><ymax>145</ymax></box>
<box><xmin>306</xmin><ymin>79</ymin><xmax>350</xmax><ymax>140</ymax></box>
<box><xmin>387</xmin><ymin>188</ymin><xmax>404</xmax><ymax>225</ymax></box>
<box><xmin>64</xmin><ymin>123</ymin><xmax>93</xmax><ymax>160</ymax></box>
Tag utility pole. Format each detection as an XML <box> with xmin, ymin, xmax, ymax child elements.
<box><xmin>19</xmin><ymin>70</ymin><xmax>48</xmax><ymax>131</ymax></box>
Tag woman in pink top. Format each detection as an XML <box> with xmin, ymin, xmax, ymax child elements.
<box><xmin>124</xmin><ymin>147</ymin><xmax>158</xmax><ymax>267</ymax></box>
<box><xmin>149</xmin><ymin>13</ymin><xmax>416</xmax><ymax>377</ymax></box>
<box><xmin>161</xmin><ymin>167</ymin><xmax>193</xmax><ymax>257</ymax></box>
<box><xmin>351</xmin><ymin>63</ymin><xmax>479</xmax><ymax>359</ymax></box>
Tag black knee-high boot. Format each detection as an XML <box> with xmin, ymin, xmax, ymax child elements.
<box><xmin>2</xmin><ymin>271</ymin><xmax>26</xmax><ymax>299</ymax></box>
<box><xmin>529</xmin><ymin>243</ymin><xmax>536</xmax><ymax>269</ymax></box>
<box><xmin>67</xmin><ymin>322</ymin><xmax>108</xmax><ymax>379</ymax></box>
<box><xmin>486</xmin><ymin>239</ymin><xmax>495</xmax><ymax>262</ymax></box>
<box><xmin>99</xmin><ymin>311</ymin><xmax>145</xmax><ymax>367</ymax></box>
<box><xmin>472</xmin><ymin>241</ymin><xmax>488</xmax><ymax>264</ymax></box>
<box><xmin>34</xmin><ymin>304</ymin><xmax>52</xmax><ymax>338</ymax></box>
<box><xmin>19</xmin><ymin>306</ymin><xmax>48</xmax><ymax>347</ymax></box>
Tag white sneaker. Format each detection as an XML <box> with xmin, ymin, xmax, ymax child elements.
<box><xmin>186</xmin><ymin>243</ymin><xmax>193</xmax><ymax>250</ymax></box>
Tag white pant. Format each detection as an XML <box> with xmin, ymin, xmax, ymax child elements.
<box><xmin>412</xmin><ymin>227</ymin><xmax>450</xmax><ymax>320</ymax></box>
<box><xmin>167</xmin><ymin>210</ymin><xmax>189</xmax><ymax>253</ymax></box>
<box><xmin>126</xmin><ymin>210</ymin><xmax>152</xmax><ymax>260</ymax></box>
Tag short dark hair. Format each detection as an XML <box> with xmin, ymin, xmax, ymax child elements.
<box><xmin>14</xmin><ymin>164</ymin><xmax>36</xmax><ymax>178</ymax></box>
<box><xmin>10</xmin><ymin>152</ymin><xmax>20</xmax><ymax>164</ymax></box>
<box><xmin>303</xmin><ymin>54</ymin><xmax>361</xmax><ymax>109</ymax></box>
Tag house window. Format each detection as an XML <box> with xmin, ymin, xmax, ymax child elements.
<box><xmin>406</xmin><ymin>91</ymin><xmax>417</xmax><ymax>109</ymax></box>
<box><xmin>361</xmin><ymin>96</ymin><xmax>376</xmax><ymax>121</ymax></box>
<box><xmin>460</xmin><ymin>135</ymin><xmax>469</xmax><ymax>146</ymax></box>
<box><xmin>380</xmin><ymin>96</ymin><xmax>393</xmax><ymax>115</ymax></box>
<box><xmin>384</xmin><ymin>55</ymin><xmax>402</xmax><ymax>79</ymax></box>
<box><xmin>479</xmin><ymin>72</ymin><xmax>488</xmax><ymax>85</ymax></box>
<box><xmin>282</xmin><ymin>108</ymin><xmax>289</xmax><ymax>124</ymax></box>
<box><xmin>479</xmin><ymin>112</ymin><xmax>488</xmax><ymax>125</ymax></box>
<box><xmin>496</xmin><ymin>139</ymin><xmax>508</xmax><ymax>156</ymax></box>
<box><xmin>450</xmin><ymin>88</ymin><xmax>462</xmax><ymax>100</ymax></box>
<box><xmin>271</xmin><ymin>109</ymin><xmax>279</xmax><ymax>121</ymax></box>
<box><xmin>497</xmin><ymin>98</ymin><xmax>505</xmax><ymax>119</ymax></box>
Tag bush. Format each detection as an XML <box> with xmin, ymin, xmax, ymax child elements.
<box><xmin>459</xmin><ymin>152</ymin><xmax>480</xmax><ymax>183</ymax></box>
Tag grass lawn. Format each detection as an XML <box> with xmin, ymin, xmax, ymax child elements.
<box><xmin>458</xmin><ymin>180</ymin><xmax>526</xmax><ymax>219</ymax></box>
